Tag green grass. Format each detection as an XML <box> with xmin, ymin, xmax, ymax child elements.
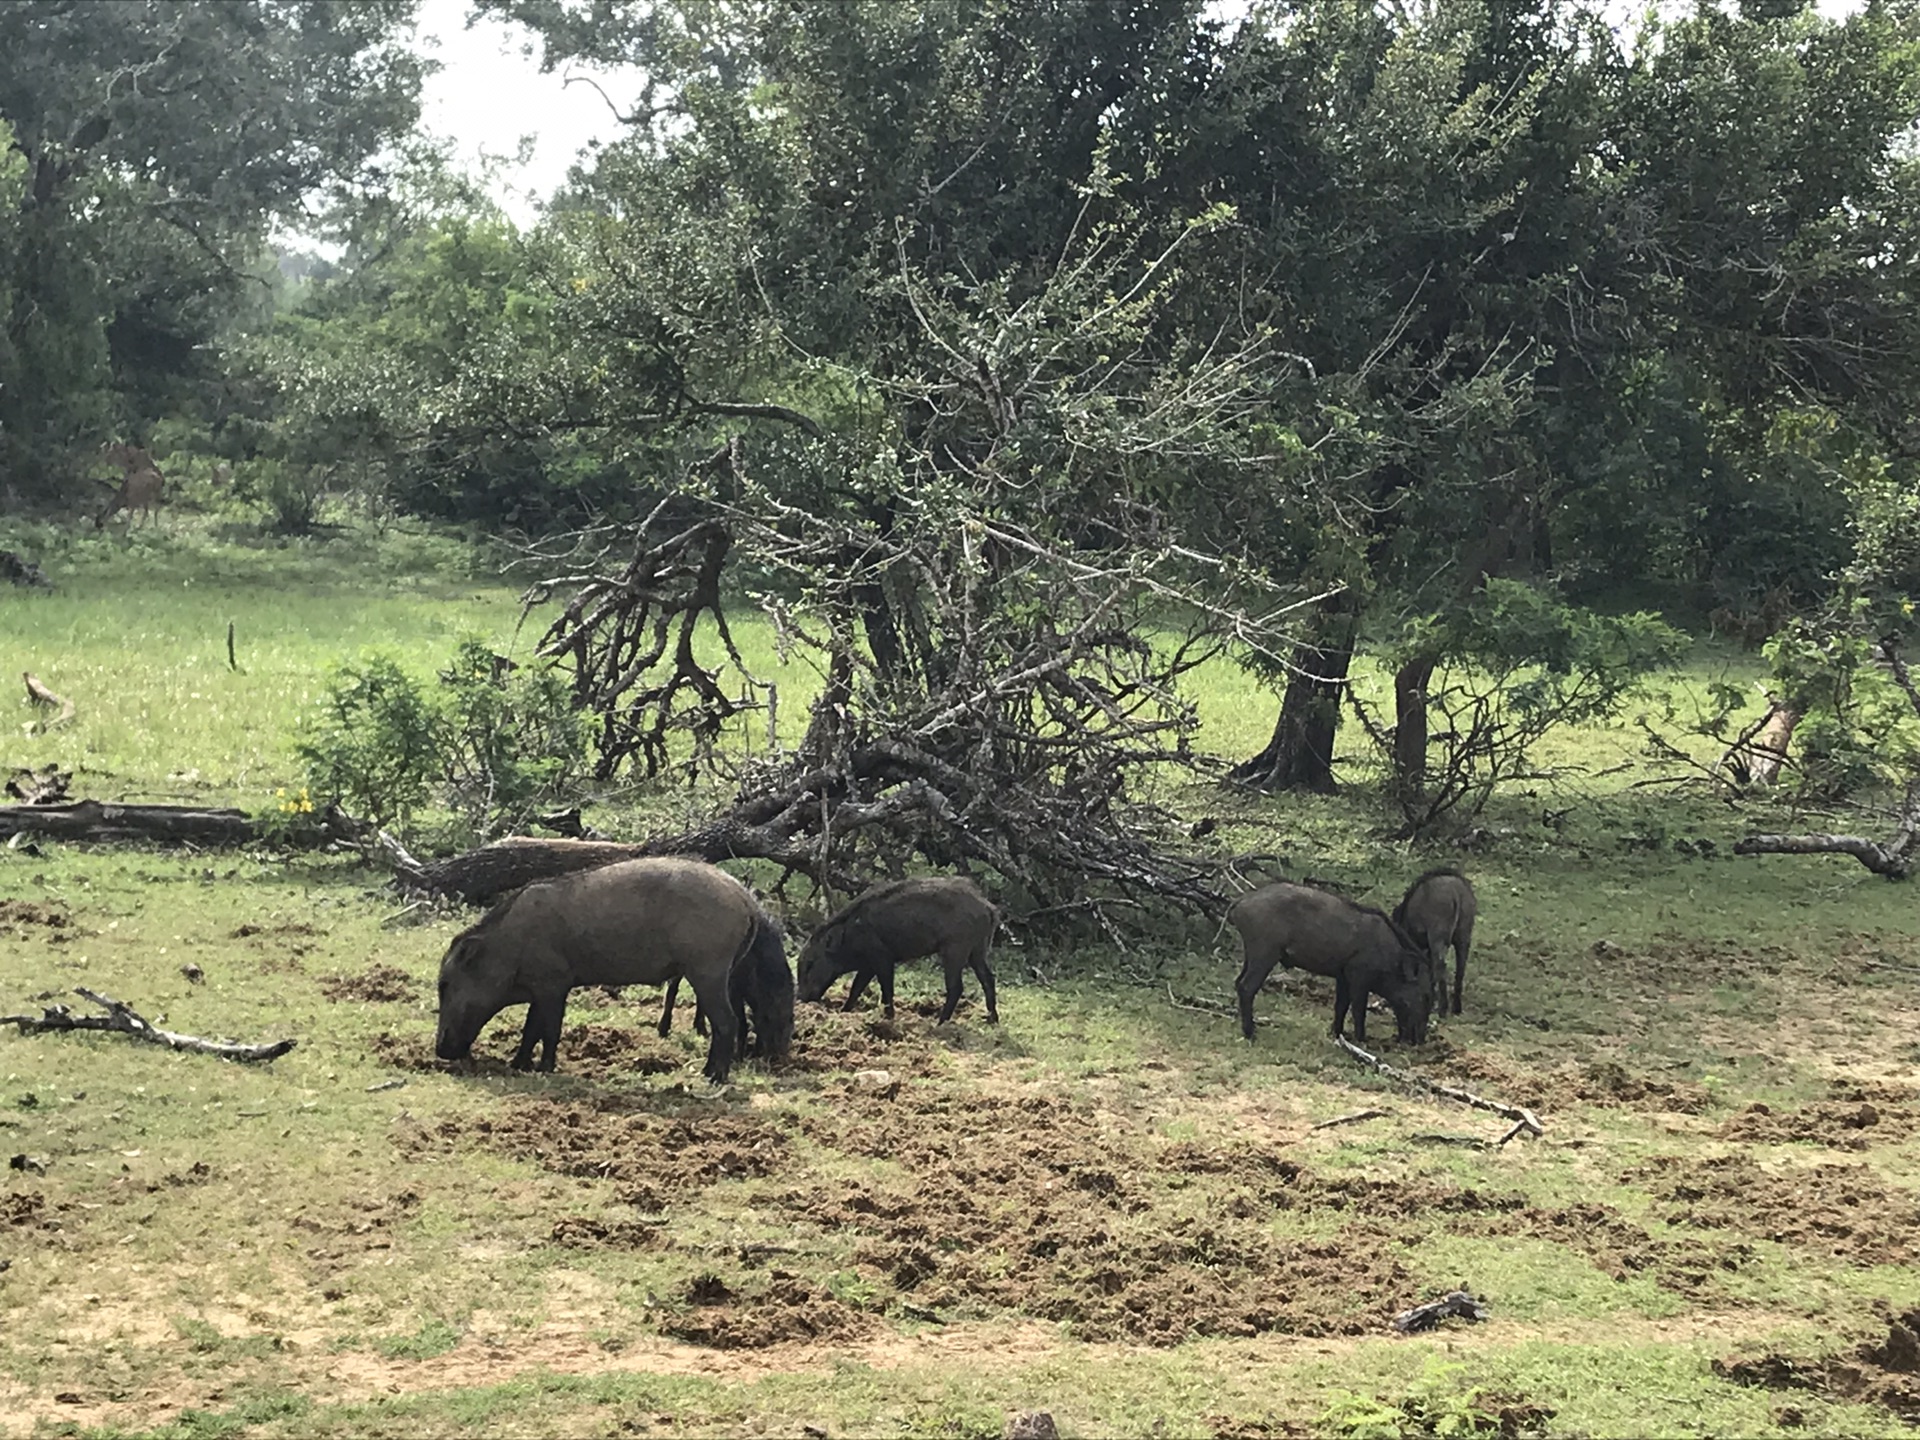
<box><xmin>3</xmin><ymin>516</ymin><xmax>1920</xmax><ymax>1438</ymax></box>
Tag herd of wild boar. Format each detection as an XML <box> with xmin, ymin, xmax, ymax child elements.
<box><xmin>433</xmin><ymin>857</ymin><xmax>1477</xmax><ymax>1082</ymax></box>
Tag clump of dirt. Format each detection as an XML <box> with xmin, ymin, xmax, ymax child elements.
<box><xmin>1631</xmin><ymin>1154</ymin><xmax>1920</xmax><ymax>1265</ymax></box>
<box><xmin>368</xmin><ymin>1022</ymin><xmax>684</xmax><ymax>1075</ymax></box>
<box><xmin>1567</xmin><ymin>1060</ymin><xmax>1711</xmax><ymax>1114</ymax></box>
<box><xmin>662</xmin><ymin>1268</ymin><xmax>872</xmax><ymax>1348</ymax></box>
<box><xmin>1206</xmin><ymin>1417</ymin><xmax>1308</xmax><ymax>1440</ymax></box>
<box><xmin>1716</xmin><ymin>1080</ymin><xmax>1920</xmax><ymax>1150</ymax></box>
<box><xmin>785</xmin><ymin>1005</ymin><xmax>944</xmax><ymax>1076</ymax></box>
<box><xmin>319</xmin><ymin>965</ymin><xmax>419</xmax><ymax>1004</ymax></box>
<box><xmin>2</xmin><ymin>1190</ymin><xmax>45</xmax><ymax>1225</ymax></box>
<box><xmin>0</xmin><ymin>899</ymin><xmax>68</xmax><ymax>931</ymax></box>
<box><xmin>550</xmin><ymin>1215</ymin><xmax>664</xmax><ymax>1248</ymax></box>
<box><xmin>555</xmin><ymin>1024</ymin><xmax>683</xmax><ymax>1075</ymax></box>
<box><xmin>413</xmin><ymin>1100</ymin><xmax>792</xmax><ymax>1201</ymax></box>
<box><xmin>1715</xmin><ymin>1310</ymin><xmax>1920</xmax><ymax>1427</ymax></box>
<box><xmin>230</xmin><ymin>921</ymin><xmax>322</xmax><ymax>939</ymax></box>
<box><xmin>777</xmin><ymin>1099</ymin><xmax>1417</xmax><ymax>1344</ymax></box>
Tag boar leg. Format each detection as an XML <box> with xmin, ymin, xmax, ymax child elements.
<box><xmin>689</xmin><ymin>973</ymin><xmax>739</xmax><ymax>1084</ymax></box>
<box><xmin>1452</xmin><ymin>921</ymin><xmax>1472</xmax><ymax>1016</ymax></box>
<box><xmin>1427</xmin><ymin>940</ymin><xmax>1451</xmax><ymax>1017</ymax></box>
<box><xmin>657</xmin><ymin>977</ymin><xmax>681</xmax><ymax>1038</ymax></box>
<box><xmin>877</xmin><ymin>964</ymin><xmax>895</xmax><ymax>1019</ymax></box>
<box><xmin>842</xmin><ymin>967</ymin><xmax>875</xmax><ymax>1011</ymax></box>
<box><xmin>1235</xmin><ymin>952</ymin><xmax>1277</xmax><ymax>1042</ymax></box>
<box><xmin>514</xmin><ymin>992</ymin><xmax>567</xmax><ymax>1072</ymax></box>
<box><xmin>970</xmin><ymin>939</ymin><xmax>998</xmax><ymax>1023</ymax></box>
<box><xmin>936</xmin><ymin>953</ymin><xmax>965</xmax><ymax>1024</ymax></box>
<box><xmin>1331</xmin><ymin>974</ymin><xmax>1356</xmax><ymax>1041</ymax></box>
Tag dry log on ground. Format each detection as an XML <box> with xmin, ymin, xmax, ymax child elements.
<box><xmin>0</xmin><ymin>988</ymin><xmax>295</xmax><ymax>1061</ymax></box>
<box><xmin>0</xmin><ymin>799</ymin><xmax>260</xmax><ymax>844</ymax></box>
<box><xmin>1733</xmin><ymin>830</ymin><xmax>1914</xmax><ymax>878</ymax></box>
<box><xmin>1336</xmin><ymin>1034</ymin><xmax>1544</xmax><ymax>1143</ymax></box>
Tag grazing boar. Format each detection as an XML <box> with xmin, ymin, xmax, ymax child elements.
<box><xmin>796</xmin><ymin>876</ymin><xmax>998</xmax><ymax>1024</ymax></box>
<box><xmin>656</xmin><ymin>921</ymin><xmax>796</xmax><ymax>1062</ymax></box>
<box><xmin>434</xmin><ymin>857</ymin><xmax>790</xmax><ymax>1083</ymax></box>
<box><xmin>1392</xmin><ymin>868</ymin><xmax>1476</xmax><ymax>1016</ymax></box>
<box><xmin>1228</xmin><ymin>880</ymin><xmax>1433</xmax><ymax>1045</ymax></box>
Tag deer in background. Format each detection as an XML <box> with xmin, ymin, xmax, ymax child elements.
<box><xmin>96</xmin><ymin>442</ymin><xmax>165</xmax><ymax>528</ymax></box>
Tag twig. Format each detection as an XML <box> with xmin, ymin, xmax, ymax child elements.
<box><xmin>0</xmin><ymin>987</ymin><xmax>295</xmax><ymax>1061</ymax></box>
<box><xmin>1335</xmin><ymin>1035</ymin><xmax>1543</xmax><ymax>1142</ymax></box>
<box><xmin>1310</xmin><ymin>1107</ymin><xmax>1390</xmax><ymax>1130</ymax></box>
<box><xmin>22</xmin><ymin>672</ymin><xmax>75</xmax><ymax>729</ymax></box>
<box><xmin>1410</xmin><ymin>1133</ymin><xmax>1491</xmax><ymax>1148</ymax></box>
<box><xmin>226</xmin><ymin>621</ymin><xmax>238</xmax><ymax>673</ymax></box>
<box><xmin>1167</xmin><ymin>982</ymin><xmax>1275</xmax><ymax>1028</ymax></box>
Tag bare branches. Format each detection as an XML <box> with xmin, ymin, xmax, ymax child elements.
<box><xmin>1</xmin><ymin>989</ymin><xmax>295</xmax><ymax>1062</ymax></box>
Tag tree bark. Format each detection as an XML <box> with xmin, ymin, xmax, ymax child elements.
<box><xmin>0</xmin><ymin>799</ymin><xmax>260</xmax><ymax>844</ymax></box>
<box><xmin>1391</xmin><ymin>655</ymin><xmax>1438</xmax><ymax>798</ymax></box>
<box><xmin>1231</xmin><ymin>599</ymin><xmax>1357</xmax><ymax>793</ymax></box>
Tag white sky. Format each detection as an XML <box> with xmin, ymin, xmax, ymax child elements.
<box><xmin>412</xmin><ymin>0</ymin><xmax>641</xmax><ymax>228</ymax></box>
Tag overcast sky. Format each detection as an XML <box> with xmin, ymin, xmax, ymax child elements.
<box><xmin>413</xmin><ymin>0</ymin><xmax>1866</xmax><ymax>230</ymax></box>
<box><xmin>412</xmin><ymin>0</ymin><xmax>640</xmax><ymax>227</ymax></box>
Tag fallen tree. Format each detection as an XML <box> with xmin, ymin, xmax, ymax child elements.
<box><xmin>0</xmin><ymin>799</ymin><xmax>357</xmax><ymax>849</ymax></box>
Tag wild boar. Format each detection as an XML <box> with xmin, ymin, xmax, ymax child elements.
<box><xmin>796</xmin><ymin>876</ymin><xmax>998</xmax><ymax>1024</ymax></box>
<box><xmin>1391</xmin><ymin>868</ymin><xmax>1476</xmax><ymax>1017</ymax></box>
<box><xmin>1228</xmin><ymin>880</ymin><xmax>1433</xmax><ymax>1045</ymax></box>
<box><xmin>434</xmin><ymin>857</ymin><xmax>789</xmax><ymax>1083</ymax></box>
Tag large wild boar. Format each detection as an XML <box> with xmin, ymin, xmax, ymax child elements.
<box><xmin>434</xmin><ymin>857</ymin><xmax>790</xmax><ymax>1083</ymax></box>
<box><xmin>1392</xmin><ymin>868</ymin><xmax>1476</xmax><ymax>1017</ymax></box>
<box><xmin>796</xmin><ymin>877</ymin><xmax>998</xmax><ymax>1024</ymax></box>
<box><xmin>1228</xmin><ymin>880</ymin><xmax>1433</xmax><ymax>1045</ymax></box>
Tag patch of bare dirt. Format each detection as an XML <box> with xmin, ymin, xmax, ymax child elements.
<box><xmin>1631</xmin><ymin>1154</ymin><xmax>1920</xmax><ymax>1265</ymax></box>
<box><xmin>406</xmin><ymin>1101</ymin><xmax>790</xmax><ymax>1214</ymax></box>
<box><xmin>661</xmin><ymin>1269</ymin><xmax>873</xmax><ymax>1348</ymax></box>
<box><xmin>785</xmin><ymin>1004</ymin><xmax>946</xmax><ymax>1076</ymax></box>
<box><xmin>550</xmin><ymin>1215</ymin><xmax>665</xmax><ymax>1248</ymax></box>
<box><xmin>0</xmin><ymin>899</ymin><xmax>68</xmax><ymax>932</ymax></box>
<box><xmin>289</xmin><ymin>1189</ymin><xmax>421</xmax><ymax>1270</ymax></box>
<box><xmin>369</xmin><ymin>1022</ymin><xmax>686</xmax><ymax>1076</ymax></box>
<box><xmin>1715</xmin><ymin>1310</ymin><xmax>1920</xmax><ymax>1427</ymax></box>
<box><xmin>2</xmin><ymin>1190</ymin><xmax>45</xmax><ymax>1225</ymax></box>
<box><xmin>1425</xmin><ymin>1044</ymin><xmax>1709</xmax><ymax>1114</ymax></box>
<box><xmin>318</xmin><ymin>965</ymin><xmax>418</xmax><ymax>1004</ymax></box>
<box><xmin>1716</xmin><ymin>1079</ymin><xmax>1920</xmax><ymax>1150</ymax></box>
<box><xmin>1497</xmin><ymin>1202</ymin><xmax>1753</xmax><ymax>1297</ymax></box>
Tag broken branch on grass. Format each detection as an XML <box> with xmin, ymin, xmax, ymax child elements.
<box><xmin>1335</xmin><ymin>1034</ymin><xmax>1543</xmax><ymax>1143</ymax></box>
<box><xmin>1734</xmin><ymin>826</ymin><xmax>1915</xmax><ymax>879</ymax></box>
<box><xmin>1310</xmin><ymin>1107</ymin><xmax>1390</xmax><ymax>1130</ymax></box>
<box><xmin>22</xmin><ymin>672</ymin><xmax>75</xmax><ymax>729</ymax></box>
<box><xmin>0</xmin><ymin>987</ymin><xmax>295</xmax><ymax>1062</ymax></box>
<box><xmin>1391</xmin><ymin>1289</ymin><xmax>1488</xmax><ymax>1334</ymax></box>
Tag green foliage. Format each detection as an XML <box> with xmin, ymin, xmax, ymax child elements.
<box><xmin>293</xmin><ymin>639</ymin><xmax>589</xmax><ymax>848</ymax></box>
<box><xmin>1318</xmin><ymin>1361</ymin><xmax>1553</xmax><ymax>1439</ymax></box>
<box><xmin>295</xmin><ymin>654</ymin><xmax>441</xmax><ymax>834</ymax></box>
<box><xmin>0</xmin><ymin>0</ymin><xmax>425</xmax><ymax>495</ymax></box>
<box><xmin>436</xmin><ymin>638</ymin><xmax>589</xmax><ymax>845</ymax></box>
<box><xmin>1366</xmin><ymin>581</ymin><xmax>1686</xmax><ymax>833</ymax></box>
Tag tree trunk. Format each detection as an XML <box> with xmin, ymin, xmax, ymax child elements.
<box><xmin>1231</xmin><ymin>601</ymin><xmax>1357</xmax><ymax>793</ymax></box>
<box><xmin>1728</xmin><ymin>704</ymin><xmax>1801</xmax><ymax>787</ymax></box>
<box><xmin>1391</xmin><ymin>655</ymin><xmax>1437</xmax><ymax>798</ymax></box>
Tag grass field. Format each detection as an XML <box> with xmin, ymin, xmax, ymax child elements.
<box><xmin>3</xmin><ymin>517</ymin><xmax>1919</xmax><ymax>1438</ymax></box>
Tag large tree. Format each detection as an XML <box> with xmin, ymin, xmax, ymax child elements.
<box><xmin>0</xmin><ymin>0</ymin><xmax>426</xmax><ymax>493</ymax></box>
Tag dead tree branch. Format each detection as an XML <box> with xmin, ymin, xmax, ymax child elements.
<box><xmin>1335</xmin><ymin>1034</ymin><xmax>1543</xmax><ymax>1143</ymax></box>
<box><xmin>23</xmin><ymin>672</ymin><xmax>74</xmax><ymax>729</ymax></box>
<box><xmin>0</xmin><ymin>988</ymin><xmax>295</xmax><ymax>1061</ymax></box>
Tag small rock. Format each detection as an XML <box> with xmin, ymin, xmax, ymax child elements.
<box><xmin>851</xmin><ymin>1069</ymin><xmax>898</xmax><ymax>1098</ymax></box>
<box><xmin>1005</xmin><ymin>1412</ymin><xmax>1058</xmax><ymax>1440</ymax></box>
<box><xmin>1590</xmin><ymin>938</ymin><xmax>1626</xmax><ymax>959</ymax></box>
<box><xmin>803</xmin><ymin>1427</ymin><xmax>829</xmax><ymax>1439</ymax></box>
<box><xmin>7</xmin><ymin>1154</ymin><xmax>44</xmax><ymax>1175</ymax></box>
<box><xmin>181</xmin><ymin>963</ymin><xmax>204</xmax><ymax>984</ymax></box>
